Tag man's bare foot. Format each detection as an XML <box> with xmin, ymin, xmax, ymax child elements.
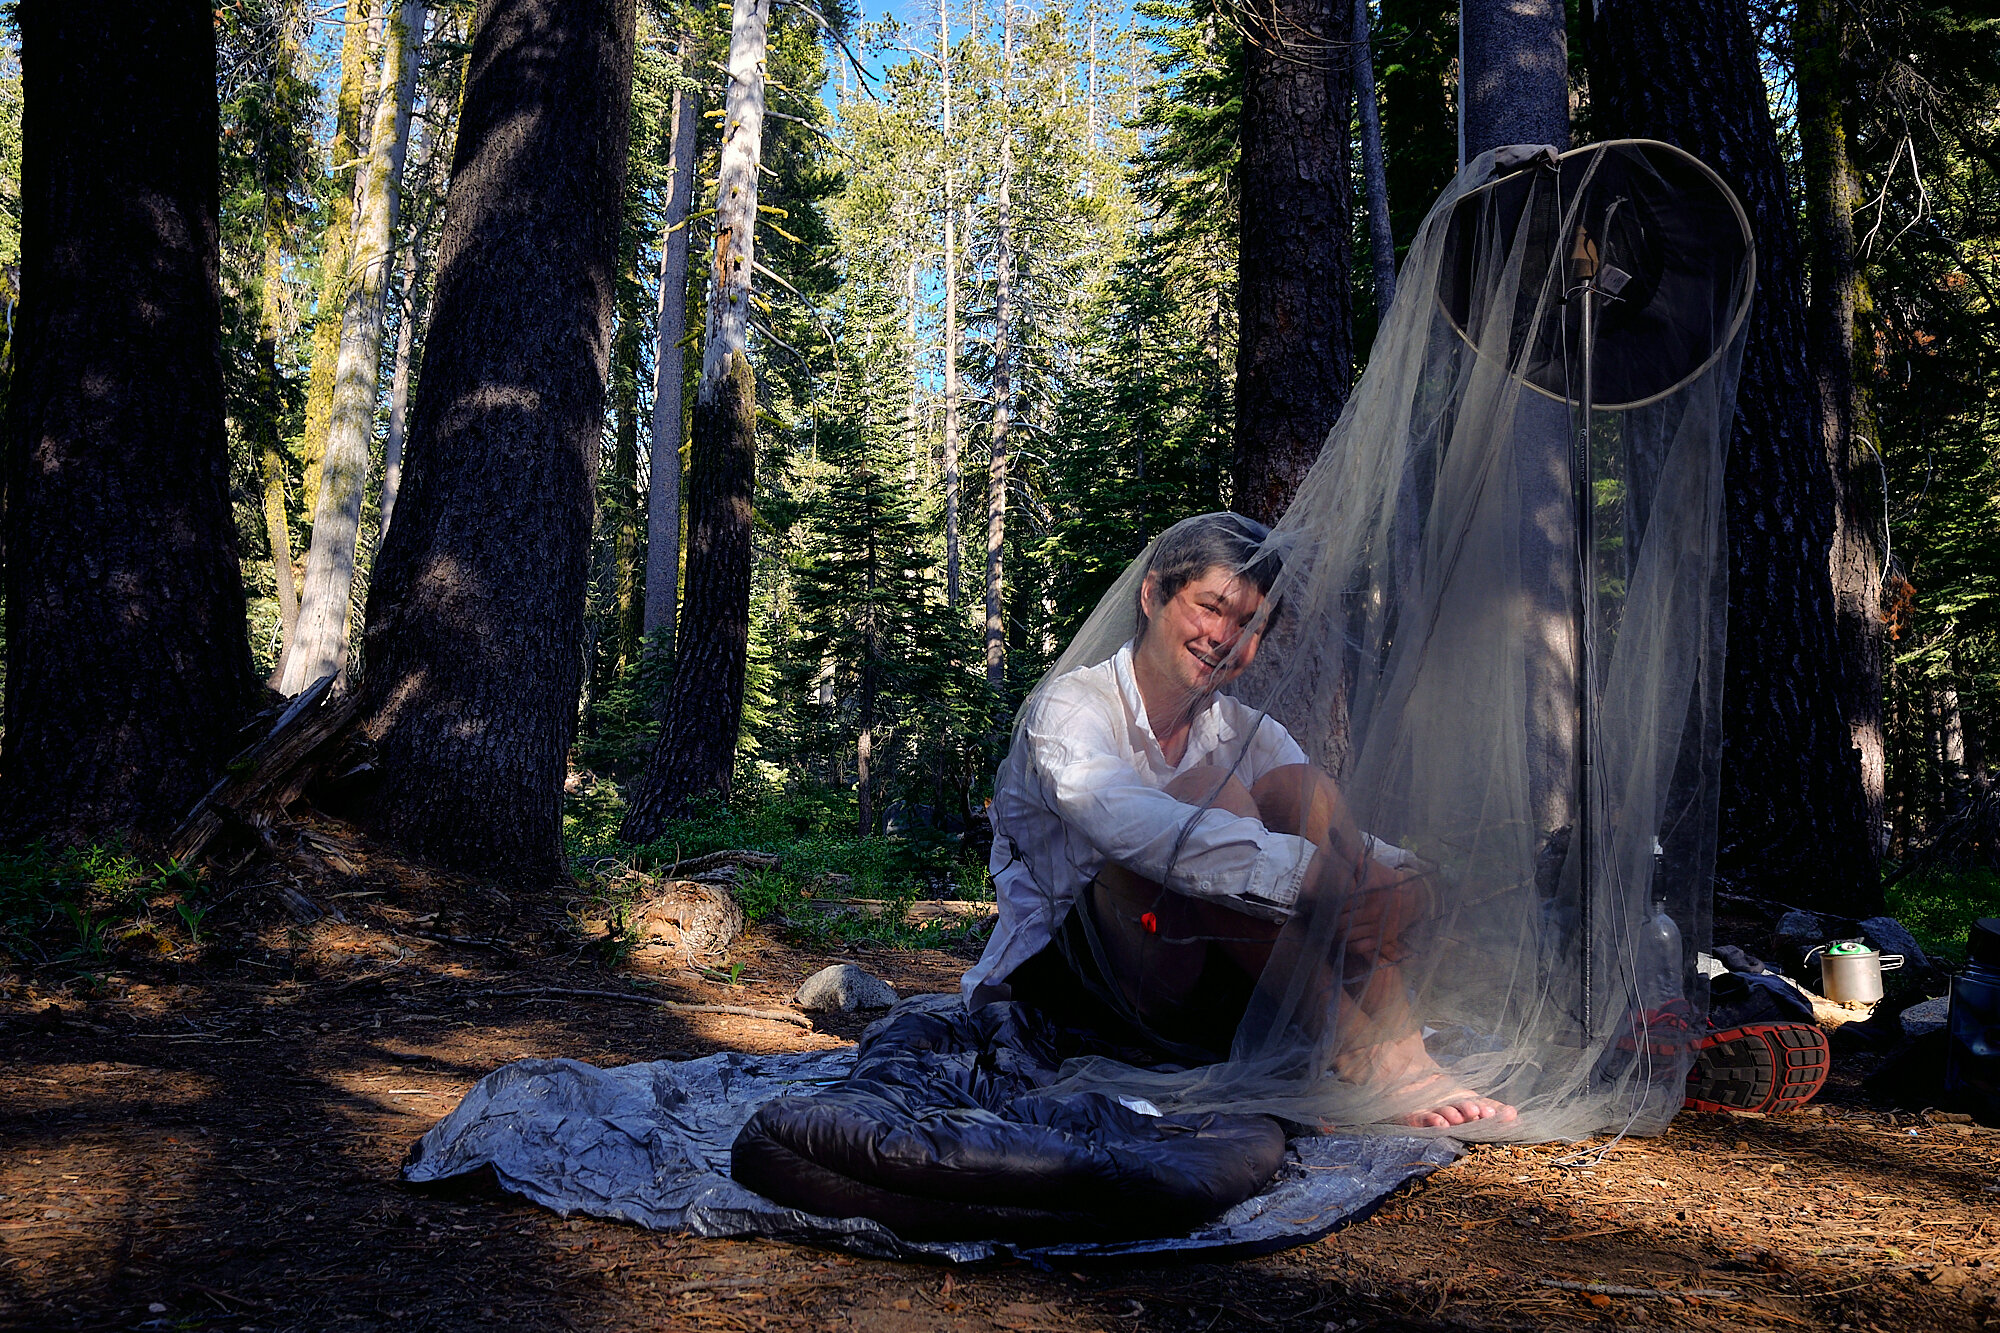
<box><xmin>1395</xmin><ymin>1091</ymin><xmax>1517</xmax><ymax>1129</ymax></box>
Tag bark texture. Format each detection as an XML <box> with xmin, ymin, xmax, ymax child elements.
<box><xmin>1232</xmin><ymin>0</ymin><xmax>1354</xmax><ymax>524</ymax></box>
<box><xmin>1798</xmin><ymin>0</ymin><xmax>1886</xmax><ymax>857</ymax></box>
<box><xmin>1459</xmin><ymin>0</ymin><xmax>1568</xmax><ymax>161</ymax></box>
<box><xmin>623</xmin><ymin>353</ymin><xmax>758</xmax><ymax>834</ymax></box>
<box><xmin>357</xmin><ymin>0</ymin><xmax>638</xmax><ymax>879</ymax></box>
<box><xmin>1588</xmin><ymin>0</ymin><xmax>1881</xmax><ymax>911</ymax></box>
<box><xmin>2</xmin><ymin>0</ymin><xmax>259</xmax><ymax>846</ymax></box>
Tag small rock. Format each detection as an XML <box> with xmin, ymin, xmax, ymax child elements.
<box><xmin>1772</xmin><ymin>911</ymin><xmax>1827</xmax><ymax>967</ymax></box>
<box><xmin>1901</xmin><ymin>995</ymin><xmax>1951</xmax><ymax>1040</ymax></box>
<box><xmin>795</xmin><ymin>964</ymin><xmax>897</xmax><ymax>1012</ymax></box>
<box><xmin>1859</xmin><ymin>916</ymin><xmax>1932</xmax><ymax>972</ymax></box>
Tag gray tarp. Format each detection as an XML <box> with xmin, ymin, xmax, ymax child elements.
<box><xmin>403</xmin><ymin>1046</ymin><xmax>1461</xmax><ymax>1264</ymax></box>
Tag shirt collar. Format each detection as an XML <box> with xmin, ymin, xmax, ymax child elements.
<box><xmin>1112</xmin><ymin>641</ymin><xmax>1240</xmax><ymax>770</ymax></box>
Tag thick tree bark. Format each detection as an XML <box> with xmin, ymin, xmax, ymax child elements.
<box><xmin>300</xmin><ymin>0</ymin><xmax>376</xmax><ymax>518</ymax></box>
<box><xmin>1458</xmin><ymin>0</ymin><xmax>1567</xmax><ymax>162</ymax></box>
<box><xmin>1354</xmin><ymin>0</ymin><xmax>1396</xmax><ymax>316</ymax></box>
<box><xmin>356</xmin><ymin>0</ymin><xmax>638</xmax><ymax>879</ymax></box>
<box><xmin>622</xmin><ymin>0</ymin><xmax>768</xmax><ymax>835</ymax></box>
<box><xmin>1588</xmin><ymin>0</ymin><xmax>1881</xmax><ymax>912</ymax></box>
<box><xmin>1231</xmin><ymin>0</ymin><xmax>1354</xmax><ymax>523</ymax></box>
<box><xmin>2</xmin><ymin>0</ymin><xmax>258</xmax><ymax>847</ymax></box>
<box><xmin>281</xmin><ymin>0</ymin><xmax>426</xmax><ymax>695</ymax></box>
<box><xmin>1798</xmin><ymin>0</ymin><xmax>1886</xmax><ymax>858</ymax></box>
<box><xmin>643</xmin><ymin>54</ymin><xmax>698</xmax><ymax>655</ymax></box>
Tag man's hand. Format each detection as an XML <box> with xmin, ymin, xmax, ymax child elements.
<box><xmin>1309</xmin><ymin>851</ymin><xmax>1432</xmax><ymax>963</ymax></box>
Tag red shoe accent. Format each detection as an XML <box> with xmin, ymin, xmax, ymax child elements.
<box><xmin>1684</xmin><ymin>1023</ymin><xmax>1829</xmax><ymax>1115</ymax></box>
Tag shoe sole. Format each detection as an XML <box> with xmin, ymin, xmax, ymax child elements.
<box><xmin>1684</xmin><ymin>1023</ymin><xmax>1829</xmax><ymax>1115</ymax></box>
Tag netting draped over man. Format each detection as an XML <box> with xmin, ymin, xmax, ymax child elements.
<box><xmin>970</xmin><ymin>141</ymin><xmax>1756</xmax><ymax>1141</ymax></box>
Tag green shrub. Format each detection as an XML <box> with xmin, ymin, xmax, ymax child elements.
<box><xmin>1887</xmin><ymin>868</ymin><xmax>2000</xmax><ymax>966</ymax></box>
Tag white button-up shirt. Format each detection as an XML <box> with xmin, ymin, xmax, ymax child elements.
<box><xmin>962</xmin><ymin>642</ymin><xmax>1321</xmax><ymax>1003</ymax></box>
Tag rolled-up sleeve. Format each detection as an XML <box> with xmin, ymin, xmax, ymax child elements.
<box><xmin>1028</xmin><ymin>697</ymin><xmax>1317</xmax><ymax>913</ymax></box>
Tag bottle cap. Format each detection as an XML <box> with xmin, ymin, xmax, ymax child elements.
<box><xmin>1970</xmin><ymin>917</ymin><xmax>2000</xmax><ymax>970</ymax></box>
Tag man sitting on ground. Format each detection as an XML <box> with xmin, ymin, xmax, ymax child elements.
<box><xmin>962</xmin><ymin>512</ymin><xmax>1518</xmax><ymax>1129</ymax></box>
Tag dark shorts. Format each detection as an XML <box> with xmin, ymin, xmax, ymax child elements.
<box><xmin>1000</xmin><ymin>882</ymin><xmax>1258</xmax><ymax>1066</ymax></box>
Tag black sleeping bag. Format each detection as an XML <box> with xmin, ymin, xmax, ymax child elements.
<box><xmin>731</xmin><ymin>1000</ymin><xmax>1289</xmax><ymax>1242</ymax></box>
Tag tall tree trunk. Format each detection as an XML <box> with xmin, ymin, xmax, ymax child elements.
<box><xmin>610</xmin><ymin>226</ymin><xmax>644</xmax><ymax>673</ymax></box>
<box><xmin>281</xmin><ymin>0</ymin><xmax>427</xmax><ymax>695</ymax></box>
<box><xmin>1798</xmin><ymin>0</ymin><xmax>1886</xmax><ymax>858</ymax></box>
<box><xmin>1588</xmin><ymin>0</ymin><xmax>1881</xmax><ymax>913</ymax></box>
<box><xmin>1354</xmin><ymin>0</ymin><xmax>1396</xmax><ymax>316</ymax></box>
<box><xmin>378</xmin><ymin>224</ymin><xmax>424</xmax><ymax>542</ymax></box>
<box><xmin>623</xmin><ymin>0</ymin><xmax>769</xmax><ymax>836</ymax></box>
<box><xmin>940</xmin><ymin>0</ymin><xmax>962</xmax><ymax>607</ymax></box>
<box><xmin>1232</xmin><ymin>0</ymin><xmax>1355</xmax><ymax>523</ymax></box>
<box><xmin>857</xmin><ymin>523</ymin><xmax>879</xmax><ymax>837</ymax></box>
<box><xmin>301</xmin><ymin>0</ymin><xmax>376</xmax><ymax>518</ymax></box>
<box><xmin>986</xmin><ymin>1</ymin><xmax>1014</xmax><ymax>699</ymax></box>
<box><xmin>907</xmin><ymin>256</ymin><xmax>920</xmax><ymax>488</ymax></box>
<box><xmin>379</xmin><ymin>110</ymin><xmax>439</xmax><ymax>544</ymax></box>
<box><xmin>258</xmin><ymin>200</ymin><xmax>300</xmax><ymax>684</ymax></box>
<box><xmin>644</xmin><ymin>50</ymin><xmax>698</xmax><ymax>656</ymax></box>
<box><xmin>355</xmin><ymin>0</ymin><xmax>638</xmax><ymax>878</ymax></box>
<box><xmin>1460</xmin><ymin>0</ymin><xmax>1573</xmax><ymax>849</ymax></box>
<box><xmin>2</xmin><ymin>0</ymin><xmax>258</xmax><ymax>847</ymax></box>
<box><xmin>1458</xmin><ymin>0</ymin><xmax>1567</xmax><ymax>161</ymax></box>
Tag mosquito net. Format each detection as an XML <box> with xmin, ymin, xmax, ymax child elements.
<box><xmin>974</xmin><ymin>140</ymin><xmax>1756</xmax><ymax>1141</ymax></box>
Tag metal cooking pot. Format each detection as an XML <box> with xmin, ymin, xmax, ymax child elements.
<box><xmin>1807</xmin><ymin>941</ymin><xmax>1904</xmax><ymax>1005</ymax></box>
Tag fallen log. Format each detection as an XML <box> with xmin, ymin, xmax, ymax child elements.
<box><xmin>168</xmin><ymin>674</ymin><xmax>359</xmax><ymax>865</ymax></box>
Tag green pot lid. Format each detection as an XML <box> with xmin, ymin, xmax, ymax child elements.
<box><xmin>1828</xmin><ymin>941</ymin><xmax>1873</xmax><ymax>956</ymax></box>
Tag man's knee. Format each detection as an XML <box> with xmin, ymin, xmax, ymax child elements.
<box><xmin>1163</xmin><ymin>765</ymin><xmax>1259</xmax><ymax>821</ymax></box>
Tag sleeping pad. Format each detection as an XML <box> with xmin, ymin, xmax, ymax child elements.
<box><xmin>731</xmin><ymin>998</ymin><xmax>1290</xmax><ymax>1242</ymax></box>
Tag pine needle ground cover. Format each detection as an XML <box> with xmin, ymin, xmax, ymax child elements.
<box><xmin>4</xmin><ymin>824</ymin><xmax>1999</xmax><ymax>1333</ymax></box>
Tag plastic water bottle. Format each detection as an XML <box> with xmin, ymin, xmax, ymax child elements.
<box><xmin>1945</xmin><ymin>917</ymin><xmax>2000</xmax><ymax>1124</ymax></box>
<box><xmin>1644</xmin><ymin>898</ymin><xmax>1685</xmax><ymax>1010</ymax></box>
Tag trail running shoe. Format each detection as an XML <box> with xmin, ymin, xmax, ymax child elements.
<box><xmin>1684</xmin><ymin>1022</ymin><xmax>1830</xmax><ymax>1114</ymax></box>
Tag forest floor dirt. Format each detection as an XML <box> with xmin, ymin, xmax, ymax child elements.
<box><xmin>4</xmin><ymin>826</ymin><xmax>2000</xmax><ymax>1333</ymax></box>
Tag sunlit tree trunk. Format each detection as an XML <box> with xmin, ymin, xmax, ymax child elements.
<box><xmin>1799</xmin><ymin>0</ymin><xmax>1886</xmax><ymax>857</ymax></box>
<box><xmin>281</xmin><ymin>0</ymin><xmax>426</xmax><ymax>695</ymax></box>
<box><xmin>940</xmin><ymin>0</ymin><xmax>962</xmax><ymax>607</ymax></box>
<box><xmin>624</xmin><ymin>0</ymin><xmax>769</xmax><ymax>835</ymax></box>
<box><xmin>379</xmin><ymin>112</ymin><xmax>439</xmax><ymax>544</ymax></box>
<box><xmin>2</xmin><ymin>0</ymin><xmax>258</xmax><ymax>846</ymax></box>
<box><xmin>258</xmin><ymin>193</ymin><xmax>300</xmax><ymax>684</ymax></box>
<box><xmin>644</xmin><ymin>45</ymin><xmax>698</xmax><ymax>656</ymax></box>
<box><xmin>1588</xmin><ymin>0</ymin><xmax>1881</xmax><ymax>913</ymax></box>
<box><xmin>1458</xmin><ymin>0</ymin><xmax>1566</xmax><ymax>161</ymax></box>
<box><xmin>300</xmin><ymin>0</ymin><xmax>376</xmax><ymax>518</ymax></box>
<box><xmin>985</xmin><ymin>1</ymin><xmax>1014</xmax><ymax>699</ymax></box>
<box><xmin>356</xmin><ymin>0</ymin><xmax>637</xmax><ymax>877</ymax></box>
<box><xmin>907</xmin><ymin>256</ymin><xmax>920</xmax><ymax>488</ymax></box>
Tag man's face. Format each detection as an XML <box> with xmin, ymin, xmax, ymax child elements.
<box><xmin>1137</xmin><ymin>565</ymin><xmax>1267</xmax><ymax>698</ymax></box>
